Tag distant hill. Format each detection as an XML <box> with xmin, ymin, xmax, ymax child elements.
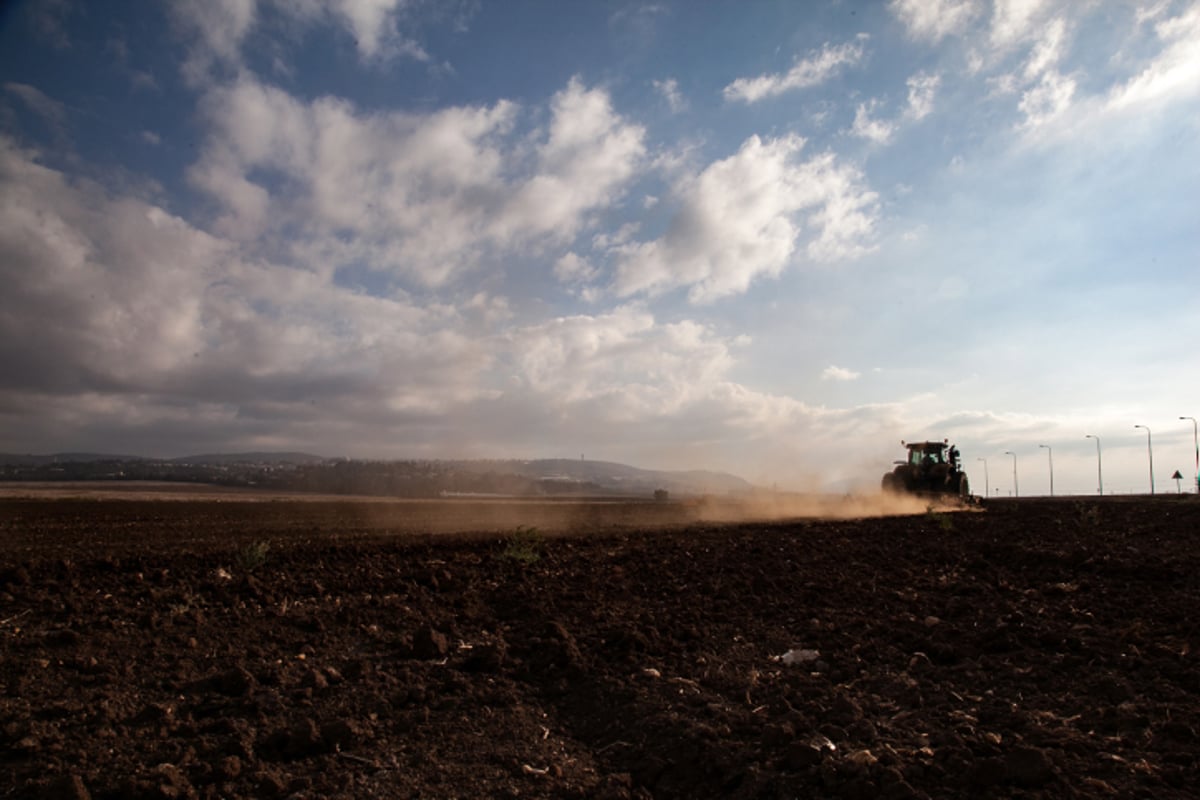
<box><xmin>171</xmin><ymin>452</ymin><xmax>328</xmax><ymax>465</ymax></box>
<box><xmin>0</xmin><ymin>452</ymin><xmax>751</xmax><ymax>497</ymax></box>
<box><xmin>0</xmin><ymin>452</ymin><xmax>146</xmax><ymax>465</ymax></box>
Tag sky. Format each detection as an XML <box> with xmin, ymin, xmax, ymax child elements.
<box><xmin>0</xmin><ymin>0</ymin><xmax>1198</xmax><ymax>495</ymax></box>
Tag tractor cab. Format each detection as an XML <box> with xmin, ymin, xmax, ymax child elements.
<box><xmin>883</xmin><ymin>439</ymin><xmax>969</xmax><ymax>499</ymax></box>
<box><xmin>905</xmin><ymin>441</ymin><xmax>951</xmax><ymax>467</ymax></box>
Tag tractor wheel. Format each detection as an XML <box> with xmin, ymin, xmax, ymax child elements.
<box><xmin>881</xmin><ymin>473</ymin><xmax>900</xmax><ymax>493</ymax></box>
<box><xmin>957</xmin><ymin>474</ymin><xmax>971</xmax><ymax>500</ymax></box>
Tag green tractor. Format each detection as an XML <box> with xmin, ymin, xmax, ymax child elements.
<box><xmin>882</xmin><ymin>440</ymin><xmax>971</xmax><ymax>500</ymax></box>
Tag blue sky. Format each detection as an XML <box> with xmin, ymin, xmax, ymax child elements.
<box><xmin>1</xmin><ymin>0</ymin><xmax>1197</xmax><ymax>494</ymax></box>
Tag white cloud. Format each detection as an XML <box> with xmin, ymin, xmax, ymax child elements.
<box><xmin>1106</xmin><ymin>4</ymin><xmax>1200</xmax><ymax>112</ymax></box>
<box><xmin>889</xmin><ymin>0</ymin><xmax>980</xmax><ymax>42</ymax></box>
<box><xmin>553</xmin><ymin>252</ymin><xmax>599</xmax><ymax>284</ymax></box>
<box><xmin>327</xmin><ymin>0</ymin><xmax>427</xmax><ymax>60</ymax></box>
<box><xmin>0</xmin><ymin>134</ymin><xmax>495</xmax><ymax>418</ymax></box>
<box><xmin>905</xmin><ymin>72</ymin><xmax>940</xmax><ymax>120</ymax></box>
<box><xmin>3</xmin><ymin>82</ymin><xmax>67</xmax><ymax>130</ymax></box>
<box><xmin>990</xmin><ymin>0</ymin><xmax>1051</xmax><ymax>49</ymax></box>
<box><xmin>1135</xmin><ymin>2</ymin><xmax>1171</xmax><ymax>27</ymax></box>
<box><xmin>1022</xmin><ymin>16</ymin><xmax>1067</xmax><ymax>81</ymax></box>
<box><xmin>0</xmin><ymin>136</ymin><xmax>223</xmax><ymax>388</ymax></box>
<box><xmin>723</xmin><ymin>36</ymin><xmax>867</xmax><ymax>103</ymax></box>
<box><xmin>612</xmin><ymin>134</ymin><xmax>878</xmax><ymax>303</ymax></box>
<box><xmin>189</xmin><ymin>75</ymin><xmax>642</xmax><ymax>287</ymax></box>
<box><xmin>849</xmin><ymin>72</ymin><xmax>939</xmax><ymax>145</ymax></box>
<box><xmin>851</xmin><ymin>101</ymin><xmax>895</xmax><ymax>144</ymax></box>
<box><xmin>652</xmin><ymin>77</ymin><xmax>686</xmax><ymax>112</ymax></box>
<box><xmin>489</xmin><ymin>77</ymin><xmax>646</xmax><ymax>248</ymax></box>
<box><xmin>509</xmin><ymin>307</ymin><xmax>732</xmax><ymax>415</ymax></box>
<box><xmin>971</xmin><ymin>11</ymin><xmax>1077</xmax><ymax>133</ymax></box>
<box><xmin>609</xmin><ymin>4</ymin><xmax>669</xmax><ymax>43</ymax></box>
<box><xmin>1011</xmin><ymin>5</ymin><xmax>1200</xmax><ymax>144</ymax></box>
<box><xmin>172</xmin><ymin>0</ymin><xmax>257</xmax><ymax>83</ymax></box>
<box><xmin>822</xmin><ymin>365</ymin><xmax>861</xmax><ymax>382</ymax></box>
<box><xmin>1018</xmin><ymin>70</ymin><xmax>1076</xmax><ymax>128</ymax></box>
<box><xmin>591</xmin><ymin>222</ymin><xmax>640</xmax><ymax>250</ymax></box>
<box><xmin>172</xmin><ymin>0</ymin><xmax>428</xmax><ymax>83</ymax></box>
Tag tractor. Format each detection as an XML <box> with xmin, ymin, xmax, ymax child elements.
<box><xmin>881</xmin><ymin>440</ymin><xmax>971</xmax><ymax>500</ymax></box>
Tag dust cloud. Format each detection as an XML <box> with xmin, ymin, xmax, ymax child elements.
<box><xmin>0</xmin><ymin>482</ymin><xmax>973</xmax><ymax>542</ymax></box>
<box><xmin>681</xmin><ymin>490</ymin><xmax>971</xmax><ymax>524</ymax></box>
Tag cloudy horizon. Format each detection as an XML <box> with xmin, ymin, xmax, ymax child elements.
<box><xmin>1</xmin><ymin>0</ymin><xmax>1198</xmax><ymax>495</ymax></box>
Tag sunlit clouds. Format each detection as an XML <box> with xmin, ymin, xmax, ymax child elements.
<box><xmin>611</xmin><ymin>135</ymin><xmax>877</xmax><ymax>302</ymax></box>
<box><xmin>723</xmin><ymin>36</ymin><xmax>867</xmax><ymax>103</ymax></box>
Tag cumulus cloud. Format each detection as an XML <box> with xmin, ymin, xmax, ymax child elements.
<box><xmin>1022</xmin><ymin>16</ymin><xmax>1067</xmax><ymax>81</ymax></box>
<box><xmin>172</xmin><ymin>0</ymin><xmax>257</xmax><ymax>83</ymax></box>
<box><xmin>990</xmin><ymin>0</ymin><xmax>1052</xmax><ymax>50</ymax></box>
<box><xmin>508</xmin><ymin>307</ymin><xmax>732</xmax><ymax>414</ymax></box>
<box><xmin>652</xmin><ymin>77</ymin><xmax>686</xmax><ymax>112</ymax></box>
<box><xmin>969</xmin><ymin>11</ymin><xmax>1078</xmax><ymax>131</ymax></box>
<box><xmin>723</xmin><ymin>36</ymin><xmax>867</xmax><ymax>103</ymax></box>
<box><xmin>3</xmin><ymin>82</ymin><xmax>68</xmax><ymax>130</ymax></box>
<box><xmin>822</xmin><ymin>365</ymin><xmax>861</xmax><ymax>382</ymax></box>
<box><xmin>611</xmin><ymin>134</ymin><xmax>878</xmax><ymax>303</ymax></box>
<box><xmin>1011</xmin><ymin>5</ymin><xmax>1200</xmax><ymax>143</ymax></box>
<box><xmin>188</xmin><ymin>75</ymin><xmax>643</xmax><ymax>287</ymax></box>
<box><xmin>1018</xmin><ymin>70</ymin><xmax>1076</xmax><ymax>128</ymax></box>
<box><xmin>0</xmin><ymin>136</ymin><xmax>493</xmax><ymax>409</ymax></box>
<box><xmin>905</xmin><ymin>72</ymin><xmax>940</xmax><ymax>120</ymax></box>
<box><xmin>849</xmin><ymin>72</ymin><xmax>939</xmax><ymax>144</ymax></box>
<box><xmin>553</xmin><ymin>252</ymin><xmax>599</xmax><ymax>284</ymax></box>
<box><xmin>1105</xmin><ymin>4</ymin><xmax>1200</xmax><ymax>112</ymax></box>
<box><xmin>172</xmin><ymin>0</ymin><xmax>427</xmax><ymax>83</ymax></box>
<box><xmin>851</xmin><ymin>101</ymin><xmax>895</xmax><ymax>144</ymax></box>
<box><xmin>489</xmin><ymin>77</ymin><xmax>646</xmax><ymax>248</ymax></box>
<box><xmin>324</xmin><ymin>0</ymin><xmax>428</xmax><ymax>60</ymax></box>
<box><xmin>0</xmin><ymin>136</ymin><xmax>223</xmax><ymax>392</ymax></box>
<box><xmin>889</xmin><ymin>0</ymin><xmax>980</xmax><ymax>42</ymax></box>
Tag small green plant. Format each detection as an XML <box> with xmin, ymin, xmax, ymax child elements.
<box><xmin>237</xmin><ymin>541</ymin><xmax>271</xmax><ymax>572</ymax></box>
<box><xmin>168</xmin><ymin>593</ymin><xmax>197</xmax><ymax>618</ymax></box>
<box><xmin>925</xmin><ymin>506</ymin><xmax>955</xmax><ymax>532</ymax></box>
<box><xmin>1075</xmin><ymin>503</ymin><xmax>1101</xmax><ymax>528</ymax></box>
<box><xmin>501</xmin><ymin>526</ymin><xmax>543</xmax><ymax>564</ymax></box>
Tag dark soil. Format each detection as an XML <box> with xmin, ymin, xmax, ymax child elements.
<box><xmin>2</xmin><ymin>492</ymin><xmax>1198</xmax><ymax>799</ymax></box>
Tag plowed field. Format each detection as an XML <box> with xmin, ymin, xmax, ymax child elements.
<box><xmin>2</xmin><ymin>487</ymin><xmax>1198</xmax><ymax>799</ymax></box>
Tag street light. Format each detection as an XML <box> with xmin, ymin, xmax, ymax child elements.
<box><xmin>1085</xmin><ymin>435</ymin><xmax>1102</xmax><ymax>496</ymax></box>
<box><xmin>1039</xmin><ymin>444</ymin><xmax>1054</xmax><ymax>497</ymax></box>
<box><xmin>1134</xmin><ymin>424</ymin><xmax>1154</xmax><ymax>495</ymax></box>
<box><xmin>1004</xmin><ymin>450</ymin><xmax>1018</xmax><ymax>497</ymax></box>
<box><xmin>977</xmin><ymin>457</ymin><xmax>989</xmax><ymax>498</ymax></box>
<box><xmin>1182</xmin><ymin>416</ymin><xmax>1198</xmax><ymax>494</ymax></box>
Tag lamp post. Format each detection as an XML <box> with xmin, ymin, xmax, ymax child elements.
<box><xmin>977</xmin><ymin>457</ymin><xmax>989</xmax><ymax>498</ymax></box>
<box><xmin>1004</xmin><ymin>450</ymin><xmax>1018</xmax><ymax>497</ymax></box>
<box><xmin>1182</xmin><ymin>416</ymin><xmax>1198</xmax><ymax>494</ymax></box>
<box><xmin>1085</xmin><ymin>435</ymin><xmax>1102</xmax><ymax>496</ymax></box>
<box><xmin>1134</xmin><ymin>424</ymin><xmax>1154</xmax><ymax>495</ymax></box>
<box><xmin>1039</xmin><ymin>444</ymin><xmax>1054</xmax><ymax>497</ymax></box>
